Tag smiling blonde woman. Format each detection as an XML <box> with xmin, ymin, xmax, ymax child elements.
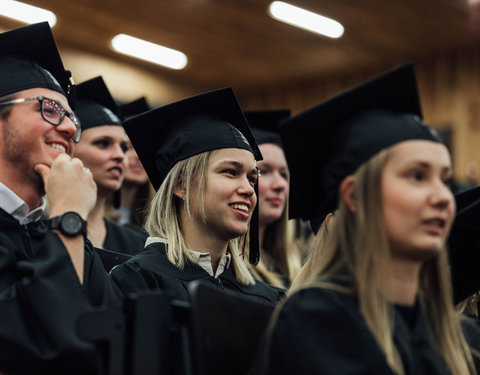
<box><xmin>109</xmin><ymin>88</ymin><xmax>283</xmax><ymax>305</ymax></box>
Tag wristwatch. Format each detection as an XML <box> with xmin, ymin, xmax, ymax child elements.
<box><xmin>50</xmin><ymin>211</ymin><xmax>87</xmax><ymax>237</ymax></box>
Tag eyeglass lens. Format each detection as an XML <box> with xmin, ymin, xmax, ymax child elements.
<box><xmin>42</xmin><ymin>99</ymin><xmax>64</xmax><ymax>125</ymax></box>
<box><xmin>41</xmin><ymin>98</ymin><xmax>81</xmax><ymax>142</ymax></box>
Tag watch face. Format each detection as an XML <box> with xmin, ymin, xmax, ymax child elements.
<box><xmin>61</xmin><ymin>212</ymin><xmax>83</xmax><ymax>235</ymax></box>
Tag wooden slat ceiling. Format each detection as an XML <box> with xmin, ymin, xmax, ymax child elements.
<box><xmin>0</xmin><ymin>0</ymin><xmax>478</xmax><ymax>97</ymax></box>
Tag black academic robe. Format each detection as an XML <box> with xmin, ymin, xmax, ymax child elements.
<box><xmin>460</xmin><ymin>316</ymin><xmax>480</xmax><ymax>372</ymax></box>
<box><xmin>261</xmin><ymin>287</ymin><xmax>449</xmax><ymax>375</ymax></box>
<box><xmin>103</xmin><ymin>218</ymin><xmax>147</xmax><ymax>255</ymax></box>
<box><xmin>0</xmin><ymin>208</ymin><xmax>115</xmax><ymax>375</ymax></box>
<box><xmin>109</xmin><ymin>241</ymin><xmax>284</xmax><ymax>305</ymax></box>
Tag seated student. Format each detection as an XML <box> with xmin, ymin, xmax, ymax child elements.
<box><xmin>109</xmin><ymin>88</ymin><xmax>283</xmax><ymax>305</ymax></box>
<box><xmin>260</xmin><ymin>64</ymin><xmax>478</xmax><ymax>374</ymax></box>
<box><xmin>0</xmin><ymin>23</ymin><xmax>113</xmax><ymax>374</ymax></box>
<box><xmin>74</xmin><ymin>77</ymin><xmax>147</xmax><ymax>258</ymax></box>
<box><xmin>244</xmin><ymin>110</ymin><xmax>303</xmax><ymax>288</ymax></box>
<box><xmin>113</xmin><ymin>97</ymin><xmax>153</xmax><ymax>230</ymax></box>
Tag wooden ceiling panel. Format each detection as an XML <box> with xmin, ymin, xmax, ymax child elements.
<box><xmin>1</xmin><ymin>0</ymin><xmax>478</xmax><ymax>96</ymax></box>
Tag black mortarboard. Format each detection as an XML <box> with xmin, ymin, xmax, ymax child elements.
<box><xmin>124</xmin><ymin>87</ymin><xmax>262</xmax><ymax>264</ymax></box>
<box><xmin>244</xmin><ymin>110</ymin><xmax>291</xmax><ymax>147</ymax></box>
<box><xmin>0</xmin><ymin>22</ymin><xmax>75</xmax><ymax>106</ymax></box>
<box><xmin>449</xmin><ymin>186</ymin><xmax>480</xmax><ymax>303</ymax></box>
<box><xmin>75</xmin><ymin>76</ymin><xmax>122</xmax><ymax>130</ymax></box>
<box><xmin>120</xmin><ymin>97</ymin><xmax>150</xmax><ymax>121</ymax></box>
<box><xmin>281</xmin><ymin>64</ymin><xmax>442</xmax><ymax>233</ymax></box>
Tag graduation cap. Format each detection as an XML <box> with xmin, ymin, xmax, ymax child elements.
<box><xmin>120</xmin><ymin>97</ymin><xmax>150</xmax><ymax>121</ymax></box>
<box><xmin>281</xmin><ymin>63</ymin><xmax>442</xmax><ymax>233</ymax></box>
<box><xmin>123</xmin><ymin>87</ymin><xmax>262</xmax><ymax>264</ymax></box>
<box><xmin>0</xmin><ymin>22</ymin><xmax>75</xmax><ymax>106</ymax></box>
<box><xmin>449</xmin><ymin>186</ymin><xmax>480</xmax><ymax>303</ymax></box>
<box><xmin>244</xmin><ymin>109</ymin><xmax>291</xmax><ymax>147</ymax></box>
<box><xmin>75</xmin><ymin>76</ymin><xmax>122</xmax><ymax>130</ymax></box>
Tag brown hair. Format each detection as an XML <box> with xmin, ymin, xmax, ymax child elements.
<box><xmin>0</xmin><ymin>94</ymin><xmax>16</xmax><ymax>121</ymax></box>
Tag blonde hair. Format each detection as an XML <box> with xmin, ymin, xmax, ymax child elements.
<box><xmin>145</xmin><ymin>151</ymin><xmax>255</xmax><ymax>285</ymax></box>
<box><xmin>250</xmin><ymin>202</ymin><xmax>303</xmax><ymax>288</ymax></box>
<box><xmin>289</xmin><ymin>216</ymin><xmax>331</xmax><ymax>293</ymax></box>
<box><xmin>269</xmin><ymin>147</ymin><xmax>476</xmax><ymax>375</ymax></box>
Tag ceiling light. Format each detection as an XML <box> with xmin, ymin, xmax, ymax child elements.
<box><xmin>0</xmin><ymin>0</ymin><xmax>56</xmax><ymax>27</ymax></box>
<box><xmin>111</xmin><ymin>34</ymin><xmax>188</xmax><ymax>70</ymax></box>
<box><xmin>269</xmin><ymin>1</ymin><xmax>344</xmax><ymax>39</ymax></box>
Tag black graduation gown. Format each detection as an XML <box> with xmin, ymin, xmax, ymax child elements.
<box><xmin>460</xmin><ymin>316</ymin><xmax>480</xmax><ymax>372</ymax></box>
<box><xmin>0</xmin><ymin>208</ymin><xmax>115</xmax><ymax>375</ymax></box>
<box><xmin>103</xmin><ymin>218</ymin><xmax>147</xmax><ymax>255</ymax></box>
<box><xmin>109</xmin><ymin>241</ymin><xmax>284</xmax><ymax>305</ymax></box>
<box><xmin>261</xmin><ymin>287</ymin><xmax>449</xmax><ymax>375</ymax></box>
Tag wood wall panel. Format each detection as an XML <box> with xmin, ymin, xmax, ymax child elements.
<box><xmin>237</xmin><ymin>49</ymin><xmax>480</xmax><ymax>181</ymax></box>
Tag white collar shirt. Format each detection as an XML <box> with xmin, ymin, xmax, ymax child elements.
<box><xmin>0</xmin><ymin>182</ymin><xmax>46</xmax><ymax>224</ymax></box>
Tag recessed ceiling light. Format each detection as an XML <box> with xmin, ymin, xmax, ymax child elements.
<box><xmin>0</xmin><ymin>0</ymin><xmax>56</xmax><ymax>27</ymax></box>
<box><xmin>111</xmin><ymin>34</ymin><xmax>188</xmax><ymax>70</ymax></box>
<box><xmin>269</xmin><ymin>1</ymin><xmax>344</xmax><ymax>39</ymax></box>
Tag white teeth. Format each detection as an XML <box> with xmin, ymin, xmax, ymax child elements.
<box><xmin>231</xmin><ymin>204</ymin><xmax>248</xmax><ymax>212</ymax></box>
<box><xmin>48</xmin><ymin>143</ymin><xmax>66</xmax><ymax>153</ymax></box>
<box><xmin>426</xmin><ymin>219</ymin><xmax>443</xmax><ymax>227</ymax></box>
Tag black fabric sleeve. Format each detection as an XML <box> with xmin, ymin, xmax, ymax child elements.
<box><xmin>0</xmin><ymin>231</ymin><xmax>102</xmax><ymax>374</ymax></box>
<box><xmin>83</xmin><ymin>241</ymin><xmax>123</xmax><ymax>305</ymax></box>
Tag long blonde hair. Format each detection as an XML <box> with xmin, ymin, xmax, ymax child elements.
<box><xmin>289</xmin><ymin>215</ymin><xmax>331</xmax><ymax>293</ymax></box>
<box><xmin>270</xmin><ymin>147</ymin><xmax>476</xmax><ymax>375</ymax></box>
<box><xmin>145</xmin><ymin>151</ymin><xmax>255</xmax><ymax>285</ymax></box>
<box><xmin>250</xmin><ymin>204</ymin><xmax>303</xmax><ymax>288</ymax></box>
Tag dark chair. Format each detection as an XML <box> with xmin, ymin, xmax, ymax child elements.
<box><xmin>77</xmin><ymin>292</ymin><xmax>189</xmax><ymax>375</ymax></box>
<box><xmin>95</xmin><ymin>248</ymin><xmax>133</xmax><ymax>272</ymax></box>
<box><xmin>77</xmin><ymin>282</ymin><xmax>275</xmax><ymax>375</ymax></box>
<box><xmin>188</xmin><ymin>281</ymin><xmax>275</xmax><ymax>375</ymax></box>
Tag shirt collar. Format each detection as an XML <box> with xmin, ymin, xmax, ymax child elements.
<box><xmin>0</xmin><ymin>182</ymin><xmax>46</xmax><ymax>224</ymax></box>
<box><xmin>146</xmin><ymin>236</ymin><xmax>232</xmax><ymax>278</ymax></box>
<box><xmin>145</xmin><ymin>236</ymin><xmax>167</xmax><ymax>246</ymax></box>
<box><xmin>189</xmin><ymin>249</ymin><xmax>231</xmax><ymax>278</ymax></box>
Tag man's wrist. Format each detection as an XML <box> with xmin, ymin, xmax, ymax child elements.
<box><xmin>49</xmin><ymin>211</ymin><xmax>87</xmax><ymax>237</ymax></box>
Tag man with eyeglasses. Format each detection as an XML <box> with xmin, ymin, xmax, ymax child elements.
<box><xmin>0</xmin><ymin>22</ymin><xmax>112</xmax><ymax>374</ymax></box>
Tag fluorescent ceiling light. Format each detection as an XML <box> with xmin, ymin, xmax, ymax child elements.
<box><xmin>269</xmin><ymin>1</ymin><xmax>344</xmax><ymax>39</ymax></box>
<box><xmin>0</xmin><ymin>0</ymin><xmax>57</xmax><ymax>27</ymax></box>
<box><xmin>112</xmin><ymin>34</ymin><xmax>188</xmax><ymax>70</ymax></box>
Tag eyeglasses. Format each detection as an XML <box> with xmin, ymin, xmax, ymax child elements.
<box><xmin>0</xmin><ymin>96</ymin><xmax>82</xmax><ymax>143</ymax></box>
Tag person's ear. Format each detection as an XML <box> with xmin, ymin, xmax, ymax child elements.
<box><xmin>340</xmin><ymin>176</ymin><xmax>356</xmax><ymax>212</ymax></box>
<box><xmin>173</xmin><ymin>185</ymin><xmax>186</xmax><ymax>201</ymax></box>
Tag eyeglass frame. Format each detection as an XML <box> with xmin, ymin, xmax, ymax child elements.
<box><xmin>0</xmin><ymin>96</ymin><xmax>82</xmax><ymax>143</ymax></box>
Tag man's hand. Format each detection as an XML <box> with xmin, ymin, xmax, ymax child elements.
<box><xmin>34</xmin><ymin>154</ymin><xmax>97</xmax><ymax>220</ymax></box>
